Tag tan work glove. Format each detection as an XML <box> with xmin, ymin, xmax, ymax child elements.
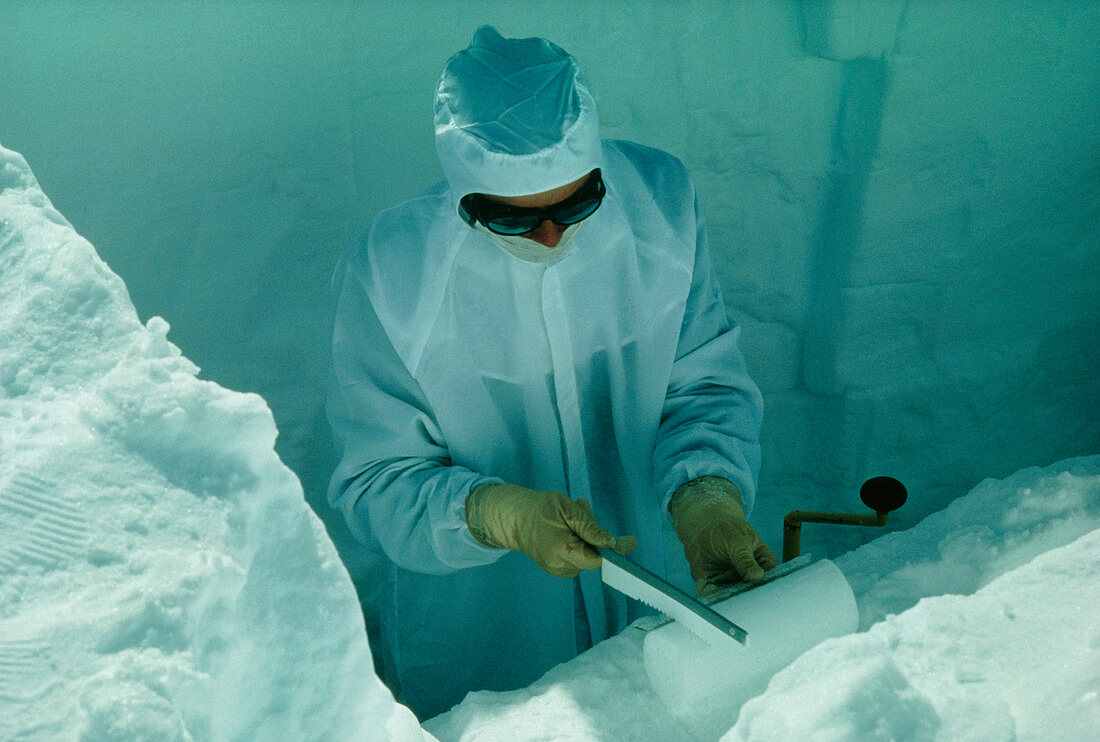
<box><xmin>669</xmin><ymin>476</ymin><xmax>778</xmax><ymax>595</ymax></box>
<box><xmin>466</xmin><ymin>483</ymin><xmax>638</xmax><ymax>578</ymax></box>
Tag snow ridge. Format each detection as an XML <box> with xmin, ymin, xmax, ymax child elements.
<box><xmin>0</xmin><ymin>145</ymin><xmax>429</xmax><ymax>741</ymax></box>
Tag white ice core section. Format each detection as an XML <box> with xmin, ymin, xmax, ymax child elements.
<box><xmin>643</xmin><ymin>560</ymin><xmax>858</xmax><ymax>740</ymax></box>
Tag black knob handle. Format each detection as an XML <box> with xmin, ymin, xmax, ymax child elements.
<box><xmin>860</xmin><ymin>476</ymin><xmax>907</xmax><ymax>513</ymax></box>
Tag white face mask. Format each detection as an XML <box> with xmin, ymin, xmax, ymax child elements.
<box><xmin>473</xmin><ymin>220</ymin><xmax>585</xmax><ymax>264</ymax></box>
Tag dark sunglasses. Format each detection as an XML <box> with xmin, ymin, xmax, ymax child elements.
<box><xmin>459</xmin><ymin>170</ymin><xmax>605</xmax><ymax>236</ymax></box>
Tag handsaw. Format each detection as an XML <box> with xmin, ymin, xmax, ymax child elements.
<box><xmin>601</xmin><ymin>551</ymin><xmax>815</xmax><ymax>643</ymax></box>
<box><xmin>599</xmin><ymin>548</ymin><xmax>749</xmax><ymax>648</ymax></box>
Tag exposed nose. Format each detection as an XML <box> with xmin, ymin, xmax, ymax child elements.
<box><xmin>527</xmin><ymin>219</ymin><xmax>566</xmax><ymax>248</ymax></box>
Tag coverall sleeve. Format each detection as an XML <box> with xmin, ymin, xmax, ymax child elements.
<box><xmin>326</xmin><ymin>252</ymin><xmax>505</xmax><ymax>575</ymax></box>
<box><xmin>653</xmin><ymin>193</ymin><xmax>764</xmax><ymax>516</ymax></box>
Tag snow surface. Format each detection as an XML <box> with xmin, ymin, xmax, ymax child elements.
<box><xmin>427</xmin><ymin>457</ymin><xmax>1100</xmax><ymax>741</ymax></box>
<box><xmin>0</xmin><ymin>145</ymin><xmax>429</xmax><ymax>741</ymax></box>
<box><xmin>728</xmin><ymin>528</ymin><xmax>1100</xmax><ymax>742</ymax></box>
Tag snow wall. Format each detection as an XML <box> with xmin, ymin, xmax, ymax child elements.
<box><xmin>2</xmin><ymin>0</ymin><xmax>1097</xmax><ymax>623</ymax></box>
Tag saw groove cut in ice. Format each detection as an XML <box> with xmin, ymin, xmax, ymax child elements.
<box><xmin>643</xmin><ymin>559</ymin><xmax>857</xmax><ymax>740</ymax></box>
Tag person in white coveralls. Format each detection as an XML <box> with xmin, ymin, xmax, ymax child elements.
<box><xmin>327</xmin><ymin>26</ymin><xmax>776</xmax><ymax>719</ymax></box>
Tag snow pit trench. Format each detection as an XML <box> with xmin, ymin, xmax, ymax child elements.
<box><xmin>4</xmin><ymin>141</ymin><xmax>1100</xmax><ymax>741</ymax></box>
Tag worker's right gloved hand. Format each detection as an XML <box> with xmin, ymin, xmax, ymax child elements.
<box><xmin>466</xmin><ymin>483</ymin><xmax>638</xmax><ymax>578</ymax></box>
<box><xmin>669</xmin><ymin>476</ymin><xmax>778</xmax><ymax>595</ymax></box>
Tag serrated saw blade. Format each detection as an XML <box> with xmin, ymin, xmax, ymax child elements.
<box><xmin>599</xmin><ymin>548</ymin><xmax>748</xmax><ymax>648</ymax></box>
<box><xmin>636</xmin><ymin>554</ymin><xmax>815</xmax><ymax>633</ymax></box>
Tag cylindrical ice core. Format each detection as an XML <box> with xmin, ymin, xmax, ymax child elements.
<box><xmin>643</xmin><ymin>559</ymin><xmax>857</xmax><ymax>739</ymax></box>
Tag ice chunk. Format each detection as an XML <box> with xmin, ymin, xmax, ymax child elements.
<box><xmin>643</xmin><ymin>559</ymin><xmax>858</xmax><ymax>740</ymax></box>
<box><xmin>0</xmin><ymin>144</ymin><xmax>431</xmax><ymax>741</ymax></box>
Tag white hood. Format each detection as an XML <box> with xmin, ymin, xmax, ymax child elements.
<box><xmin>433</xmin><ymin>25</ymin><xmax>604</xmax><ymax>200</ymax></box>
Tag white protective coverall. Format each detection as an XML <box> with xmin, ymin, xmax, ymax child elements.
<box><xmin>327</xmin><ymin>26</ymin><xmax>763</xmax><ymax>719</ymax></box>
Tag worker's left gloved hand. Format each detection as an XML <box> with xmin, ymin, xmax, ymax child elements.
<box><xmin>466</xmin><ymin>483</ymin><xmax>638</xmax><ymax>578</ymax></box>
<box><xmin>669</xmin><ymin>476</ymin><xmax>778</xmax><ymax>595</ymax></box>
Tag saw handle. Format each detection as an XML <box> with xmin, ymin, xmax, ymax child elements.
<box><xmin>782</xmin><ymin>477</ymin><xmax>907</xmax><ymax>562</ymax></box>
